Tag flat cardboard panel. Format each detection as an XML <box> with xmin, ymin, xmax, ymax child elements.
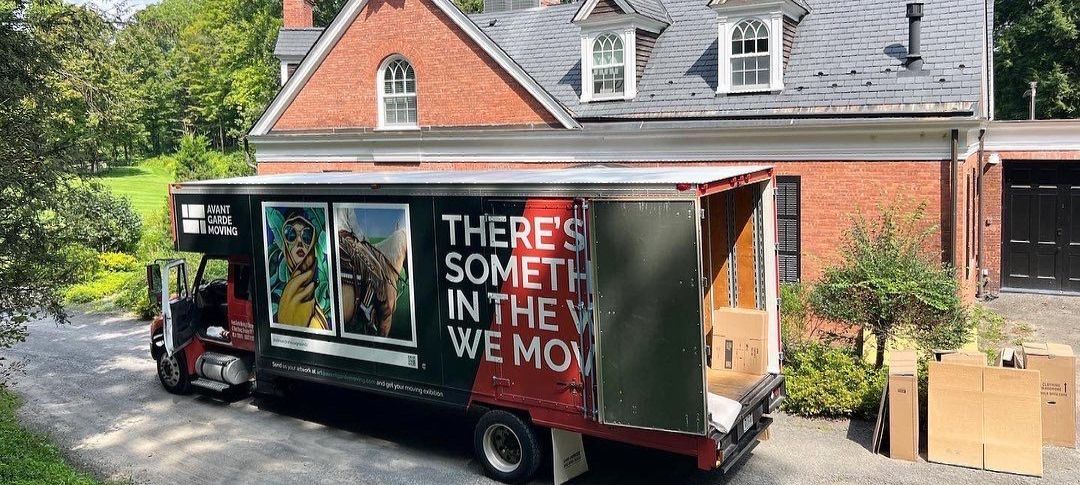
<box><xmin>711</xmin><ymin>307</ymin><xmax>767</xmax><ymax>375</ymax></box>
<box><xmin>889</xmin><ymin>374</ymin><xmax>919</xmax><ymax>462</ymax></box>
<box><xmin>1020</xmin><ymin>342</ymin><xmax>1076</xmax><ymax>447</ymax></box>
<box><xmin>983</xmin><ymin>367</ymin><xmax>1043</xmax><ymax>476</ymax></box>
<box><xmin>928</xmin><ymin>362</ymin><xmax>984</xmax><ymax>468</ymax></box>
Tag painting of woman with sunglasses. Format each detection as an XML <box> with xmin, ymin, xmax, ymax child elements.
<box><xmin>264</xmin><ymin>204</ymin><xmax>334</xmax><ymax>333</ymax></box>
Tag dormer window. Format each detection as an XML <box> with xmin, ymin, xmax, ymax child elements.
<box><xmin>378</xmin><ymin>56</ymin><xmax>418</xmax><ymax>129</ymax></box>
<box><xmin>710</xmin><ymin>0</ymin><xmax>809</xmax><ymax>95</ymax></box>
<box><xmin>572</xmin><ymin>0</ymin><xmax>670</xmax><ymax>103</ymax></box>
<box><xmin>730</xmin><ymin>19</ymin><xmax>770</xmax><ymax>90</ymax></box>
<box><xmin>592</xmin><ymin>33</ymin><xmax>626</xmax><ymax>98</ymax></box>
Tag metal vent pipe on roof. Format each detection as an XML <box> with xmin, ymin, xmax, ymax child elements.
<box><xmin>906</xmin><ymin>3</ymin><xmax>924</xmax><ymax>71</ymax></box>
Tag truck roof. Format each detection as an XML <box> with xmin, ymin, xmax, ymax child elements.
<box><xmin>176</xmin><ymin>165</ymin><xmax>773</xmax><ymax>194</ymax></box>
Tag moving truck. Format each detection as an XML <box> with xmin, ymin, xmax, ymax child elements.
<box><xmin>147</xmin><ymin>166</ymin><xmax>785</xmax><ymax>482</ymax></box>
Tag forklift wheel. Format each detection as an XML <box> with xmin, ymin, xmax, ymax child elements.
<box><xmin>474</xmin><ymin>410</ymin><xmax>542</xmax><ymax>484</ymax></box>
<box><xmin>155</xmin><ymin>339</ymin><xmax>192</xmax><ymax>395</ymax></box>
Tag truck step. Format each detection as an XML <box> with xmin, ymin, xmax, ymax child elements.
<box><xmin>191</xmin><ymin>378</ymin><xmax>232</xmax><ymax>392</ymax></box>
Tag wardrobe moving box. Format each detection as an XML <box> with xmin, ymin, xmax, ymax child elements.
<box><xmin>1020</xmin><ymin>342</ymin><xmax>1077</xmax><ymax>447</ymax></box>
<box><xmin>711</xmin><ymin>307</ymin><xmax>767</xmax><ymax>375</ymax></box>
<box><xmin>888</xmin><ymin>363</ymin><xmax>919</xmax><ymax>461</ymax></box>
<box><xmin>982</xmin><ymin>367</ymin><xmax>1043</xmax><ymax>476</ymax></box>
<box><xmin>928</xmin><ymin>362</ymin><xmax>984</xmax><ymax>469</ymax></box>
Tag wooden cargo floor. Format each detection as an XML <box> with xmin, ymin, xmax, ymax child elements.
<box><xmin>707</xmin><ymin>369</ymin><xmax>765</xmax><ymax>401</ymax></box>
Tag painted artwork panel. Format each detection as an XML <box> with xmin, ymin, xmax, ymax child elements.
<box><xmin>334</xmin><ymin>203</ymin><xmax>417</xmax><ymax>346</ymax></box>
<box><xmin>263</xmin><ymin>202</ymin><xmax>335</xmax><ymax>336</ymax></box>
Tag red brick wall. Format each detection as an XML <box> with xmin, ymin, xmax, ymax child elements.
<box><xmin>258</xmin><ymin>160</ymin><xmax>955</xmax><ymax>283</ymax></box>
<box><xmin>272</xmin><ymin>0</ymin><xmax>560</xmax><ymax>132</ymax></box>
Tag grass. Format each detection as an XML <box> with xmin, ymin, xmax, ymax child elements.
<box><xmin>0</xmin><ymin>388</ymin><xmax>102</xmax><ymax>484</ymax></box>
<box><xmin>96</xmin><ymin>157</ymin><xmax>175</xmax><ymax>219</ymax></box>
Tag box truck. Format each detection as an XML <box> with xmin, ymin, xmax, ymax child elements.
<box><xmin>147</xmin><ymin>166</ymin><xmax>785</xmax><ymax>482</ymax></box>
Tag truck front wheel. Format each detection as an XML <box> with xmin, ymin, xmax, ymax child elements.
<box><xmin>154</xmin><ymin>335</ymin><xmax>192</xmax><ymax>395</ymax></box>
<box><xmin>474</xmin><ymin>410</ymin><xmax>542</xmax><ymax>484</ymax></box>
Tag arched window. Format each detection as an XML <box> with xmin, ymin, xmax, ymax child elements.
<box><xmin>731</xmin><ymin>19</ymin><xmax>770</xmax><ymax>89</ymax></box>
<box><xmin>591</xmin><ymin>33</ymin><xmax>625</xmax><ymax>97</ymax></box>
<box><xmin>379</xmin><ymin>57</ymin><xmax>417</xmax><ymax>127</ymax></box>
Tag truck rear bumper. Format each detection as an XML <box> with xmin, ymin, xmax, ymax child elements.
<box><xmin>699</xmin><ymin>373</ymin><xmax>785</xmax><ymax>471</ymax></box>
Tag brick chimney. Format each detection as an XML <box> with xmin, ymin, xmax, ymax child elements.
<box><xmin>540</xmin><ymin>0</ymin><xmax>562</xmax><ymax>5</ymax></box>
<box><xmin>284</xmin><ymin>0</ymin><xmax>313</xmax><ymax>29</ymax></box>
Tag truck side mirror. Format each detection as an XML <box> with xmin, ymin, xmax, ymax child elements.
<box><xmin>146</xmin><ymin>263</ymin><xmax>163</xmax><ymax>306</ymax></box>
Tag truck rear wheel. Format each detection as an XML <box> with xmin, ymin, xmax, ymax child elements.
<box><xmin>474</xmin><ymin>410</ymin><xmax>541</xmax><ymax>484</ymax></box>
<box><xmin>154</xmin><ymin>336</ymin><xmax>192</xmax><ymax>395</ymax></box>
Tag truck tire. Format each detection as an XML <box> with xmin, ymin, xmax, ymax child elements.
<box><xmin>154</xmin><ymin>335</ymin><xmax>192</xmax><ymax>395</ymax></box>
<box><xmin>474</xmin><ymin>410</ymin><xmax>542</xmax><ymax>484</ymax></box>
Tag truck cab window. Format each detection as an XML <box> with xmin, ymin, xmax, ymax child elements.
<box><xmin>233</xmin><ymin>263</ymin><xmax>252</xmax><ymax>301</ymax></box>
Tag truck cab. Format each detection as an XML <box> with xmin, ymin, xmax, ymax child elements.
<box><xmin>148</xmin><ymin>255</ymin><xmax>256</xmax><ymax>394</ymax></box>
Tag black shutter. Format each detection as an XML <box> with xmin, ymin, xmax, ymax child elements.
<box><xmin>775</xmin><ymin>176</ymin><xmax>801</xmax><ymax>283</ymax></box>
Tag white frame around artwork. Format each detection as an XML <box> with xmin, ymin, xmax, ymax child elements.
<box><xmin>262</xmin><ymin>201</ymin><xmax>337</xmax><ymax>337</ymax></box>
<box><xmin>333</xmin><ymin>202</ymin><xmax>418</xmax><ymax>348</ymax></box>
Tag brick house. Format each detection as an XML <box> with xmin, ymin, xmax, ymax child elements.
<box><xmin>254</xmin><ymin>0</ymin><xmax>1080</xmax><ymax>299</ymax></box>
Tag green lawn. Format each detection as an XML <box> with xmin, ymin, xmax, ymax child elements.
<box><xmin>0</xmin><ymin>388</ymin><xmax>102</xmax><ymax>484</ymax></box>
<box><xmin>96</xmin><ymin>159</ymin><xmax>174</xmax><ymax>219</ymax></box>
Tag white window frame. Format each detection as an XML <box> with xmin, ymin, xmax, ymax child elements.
<box><xmin>729</xmin><ymin>19</ymin><xmax>772</xmax><ymax>92</ymax></box>
<box><xmin>580</xmin><ymin>27</ymin><xmax>637</xmax><ymax>102</ymax></box>
<box><xmin>717</xmin><ymin>12</ymin><xmax>785</xmax><ymax>95</ymax></box>
<box><xmin>377</xmin><ymin>55</ymin><xmax>419</xmax><ymax>130</ymax></box>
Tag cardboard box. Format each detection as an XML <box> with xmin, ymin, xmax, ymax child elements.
<box><xmin>934</xmin><ymin>349</ymin><xmax>987</xmax><ymax>367</ymax></box>
<box><xmin>888</xmin><ymin>374</ymin><xmax>919</xmax><ymax>462</ymax></box>
<box><xmin>889</xmin><ymin>350</ymin><xmax>918</xmax><ymax>376</ymax></box>
<box><xmin>927</xmin><ymin>362</ymin><xmax>984</xmax><ymax>469</ymax></box>
<box><xmin>983</xmin><ymin>367</ymin><xmax>1043</xmax><ymax>476</ymax></box>
<box><xmin>711</xmin><ymin>307</ymin><xmax>767</xmax><ymax>375</ymax></box>
<box><xmin>1020</xmin><ymin>342</ymin><xmax>1076</xmax><ymax>448</ymax></box>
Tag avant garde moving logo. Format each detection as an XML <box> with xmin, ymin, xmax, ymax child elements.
<box><xmin>181</xmin><ymin>203</ymin><xmax>239</xmax><ymax>236</ymax></box>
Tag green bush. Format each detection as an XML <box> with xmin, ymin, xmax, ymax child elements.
<box><xmin>780</xmin><ymin>282</ymin><xmax>811</xmax><ymax>345</ymax></box>
<box><xmin>63</xmin><ymin>271</ymin><xmax>135</xmax><ymax>304</ymax></box>
<box><xmin>60</xmin><ymin>184</ymin><xmax>142</xmax><ymax>253</ymax></box>
<box><xmin>115</xmin><ymin>270</ymin><xmax>157</xmax><ymax>319</ymax></box>
<box><xmin>98</xmin><ymin>252</ymin><xmax>139</xmax><ymax>272</ymax></box>
<box><xmin>782</xmin><ymin>342</ymin><xmax>887</xmax><ymax>418</ymax></box>
<box><xmin>174</xmin><ymin>134</ymin><xmax>252</xmax><ymax>182</ymax></box>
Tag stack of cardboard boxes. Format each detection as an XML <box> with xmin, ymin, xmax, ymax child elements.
<box><xmin>923</xmin><ymin>343</ymin><xmax>1076</xmax><ymax>477</ymax></box>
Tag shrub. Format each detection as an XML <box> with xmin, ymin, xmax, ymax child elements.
<box><xmin>63</xmin><ymin>271</ymin><xmax>134</xmax><ymax>304</ymax></box>
<box><xmin>780</xmin><ymin>282</ymin><xmax>811</xmax><ymax>345</ymax></box>
<box><xmin>810</xmin><ymin>202</ymin><xmax>964</xmax><ymax>368</ymax></box>
<box><xmin>115</xmin><ymin>270</ymin><xmax>157</xmax><ymax>319</ymax></box>
<box><xmin>60</xmin><ymin>184</ymin><xmax>142</xmax><ymax>254</ymax></box>
<box><xmin>174</xmin><ymin>134</ymin><xmax>253</xmax><ymax>182</ymax></box>
<box><xmin>98</xmin><ymin>252</ymin><xmax>139</xmax><ymax>272</ymax></box>
<box><xmin>782</xmin><ymin>342</ymin><xmax>887</xmax><ymax>418</ymax></box>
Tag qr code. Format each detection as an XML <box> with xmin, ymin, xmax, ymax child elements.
<box><xmin>408</xmin><ymin>355</ymin><xmax>417</xmax><ymax>367</ymax></box>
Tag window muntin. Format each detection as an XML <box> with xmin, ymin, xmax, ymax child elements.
<box><xmin>380</xmin><ymin>57</ymin><xmax>417</xmax><ymax>127</ymax></box>
<box><xmin>591</xmin><ymin>33</ymin><xmax>625</xmax><ymax>97</ymax></box>
<box><xmin>731</xmin><ymin>19</ymin><xmax>770</xmax><ymax>89</ymax></box>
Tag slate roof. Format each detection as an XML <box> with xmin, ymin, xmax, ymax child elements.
<box><xmin>273</xmin><ymin>0</ymin><xmax>988</xmax><ymax>120</ymax></box>
<box><xmin>620</xmin><ymin>0</ymin><xmax>672</xmax><ymax>25</ymax></box>
<box><xmin>274</xmin><ymin>28</ymin><xmax>323</xmax><ymax>59</ymax></box>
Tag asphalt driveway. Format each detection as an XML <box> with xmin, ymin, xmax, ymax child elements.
<box><xmin>3</xmin><ymin>300</ymin><xmax>1079</xmax><ymax>484</ymax></box>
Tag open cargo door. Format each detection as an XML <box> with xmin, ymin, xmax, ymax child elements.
<box><xmin>590</xmin><ymin>200</ymin><xmax>707</xmax><ymax>436</ymax></box>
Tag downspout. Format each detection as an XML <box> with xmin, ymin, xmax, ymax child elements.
<box><xmin>976</xmin><ymin>128</ymin><xmax>987</xmax><ymax>299</ymax></box>
<box><xmin>950</xmin><ymin>129</ymin><xmax>959</xmax><ymax>269</ymax></box>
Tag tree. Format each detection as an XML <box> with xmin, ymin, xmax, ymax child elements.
<box><xmin>0</xmin><ymin>0</ymin><xmax>95</xmax><ymax>347</ymax></box>
<box><xmin>810</xmin><ymin>203</ymin><xmax>965</xmax><ymax>368</ymax></box>
<box><xmin>995</xmin><ymin>0</ymin><xmax>1080</xmax><ymax>119</ymax></box>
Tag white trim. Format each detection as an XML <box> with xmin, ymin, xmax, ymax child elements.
<box><xmin>280</xmin><ymin>61</ymin><xmax>290</xmax><ymax>85</ymax></box>
<box><xmin>250</xmin><ymin>0</ymin><xmax>579</xmax><ymax>136</ymax></box>
<box><xmin>718</xmin><ymin>14</ymin><xmax>785</xmax><ymax>95</ymax></box>
<box><xmin>581</xmin><ymin>29</ymin><xmax>636</xmax><ymax>102</ymax></box>
<box><xmin>250</xmin><ymin>121</ymin><xmax>982</xmax><ymax>163</ymax></box>
<box><xmin>332</xmin><ymin>202</ymin><xmax>418</xmax><ymax>348</ymax></box>
<box><xmin>984</xmin><ymin>120</ymin><xmax>1080</xmax><ymax>152</ymax></box>
<box><xmin>262</xmin><ymin>201</ymin><xmax>337</xmax><ymax>337</ymax></box>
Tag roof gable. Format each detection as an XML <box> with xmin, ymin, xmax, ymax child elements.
<box><xmin>573</xmin><ymin>0</ymin><xmax>672</xmax><ymax>25</ymax></box>
<box><xmin>250</xmin><ymin>0</ymin><xmax>579</xmax><ymax>136</ymax></box>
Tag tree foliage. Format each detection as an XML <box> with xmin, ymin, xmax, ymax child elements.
<box><xmin>809</xmin><ymin>203</ymin><xmax>966</xmax><ymax>368</ymax></box>
<box><xmin>995</xmin><ymin>0</ymin><xmax>1080</xmax><ymax>119</ymax></box>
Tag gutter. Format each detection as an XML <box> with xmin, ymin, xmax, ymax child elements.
<box><xmin>950</xmin><ymin>129</ymin><xmax>959</xmax><ymax>268</ymax></box>
<box><xmin>976</xmin><ymin>128</ymin><xmax>987</xmax><ymax>299</ymax></box>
